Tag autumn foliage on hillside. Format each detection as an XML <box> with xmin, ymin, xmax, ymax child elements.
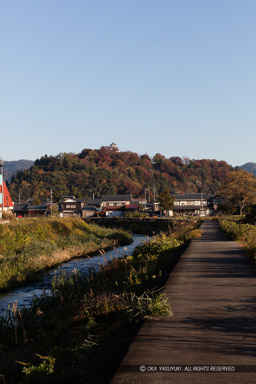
<box><xmin>8</xmin><ymin>146</ymin><xmax>233</xmax><ymax>202</ymax></box>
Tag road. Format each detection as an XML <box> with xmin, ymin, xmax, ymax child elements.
<box><xmin>111</xmin><ymin>221</ymin><xmax>256</xmax><ymax>383</ymax></box>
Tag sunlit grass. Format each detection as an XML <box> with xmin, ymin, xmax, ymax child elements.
<box><xmin>219</xmin><ymin>217</ymin><xmax>256</xmax><ymax>262</ymax></box>
<box><xmin>0</xmin><ymin>218</ymin><xmax>132</xmax><ymax>291</ymax></box>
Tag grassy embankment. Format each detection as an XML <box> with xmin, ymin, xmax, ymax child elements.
<box><xmin>0</xmin><ymin>218</ymin><xmax>132</xmax><ymax>291</ymax></box>
<box><xmin>85</xmin><ymin>217</ymin><xmax>198</xmax><ymax>235</ymax></box>
<box><xmin>0</xmin><ymin>221</ymin><xmax>200</xmax><ymax>384</ymax></box>
<box><xmin>218</xmin><ymin>217</ymin><xmax>256</xmax><ymax>262</ymax></box>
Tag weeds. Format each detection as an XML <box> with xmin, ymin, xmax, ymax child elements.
<box><xmin>127</xmin><ymin>289</ymin><xmax>172</xmax><ymax>321</ymax></box>
<box><xmin>0</xmin><ymin>218</ymin><xmax>132</xmax><ymax>291</ymax></box>
<box><xmin>219</xmin><ymin>218</ymin><xmax>256</xmax><ymax>262</ymax></box>
<box><xmin>0</xmin><ymin>220</ymin><xmax>199</xmax><ymax>383</ymax></box>
<box><xmin>17</xmin><ymin>354</ymin><xmax>56</xmax><ymax>384</ymax></box>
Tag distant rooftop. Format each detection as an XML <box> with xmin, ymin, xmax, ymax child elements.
<box><xmin>174</xmin><ymin>193</ymin><xmax>209</xmax><ymax>200</ymax></box>
<box><xmin>85</xmin><ymin>199</ymin><xmax>102</xmax><ymax>206</ymax></box>
<box><xmin>101</xmin><ymin>194</ymin><xmax>131</xmax><ymax>202</ymax></box>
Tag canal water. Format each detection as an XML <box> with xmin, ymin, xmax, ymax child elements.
<box><xmin>0</xmin><ymin>235</ymin><xmax>148</xmax><ymax>316</ymax></box>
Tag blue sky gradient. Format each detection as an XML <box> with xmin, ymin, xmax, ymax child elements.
<box><xmin>1</xmin><ymin>0</ymin><xmax>255</xmax><ymax>165</ymax></box>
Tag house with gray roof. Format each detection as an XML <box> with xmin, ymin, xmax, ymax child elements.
<box><xmin>101</xmin><ymin>195</ymin><xmax>131</xmax><ymax>206</ymax></box>
<box><xmin>59</xmin><ymin>196</ymin><xmax>84</xmax><ymax>217</ymax></box>
<box><xmin>14</xmin><ymin>203</ymin><xmax>49</xmax><ymax>217</ymax></box>
<box><xmin>82</xmin><ymin>194</ymin><xmax>132</xmax><ymax>218</ymax></box>
<box><xmin>173</xmin><ymin>193</ymin><xmax>211</xmax><ymax>216</ymax></box>
<box><xmin>82</xmin><ymin>198</ymin><xmax>102</xmax><ymax>218</ymax></box>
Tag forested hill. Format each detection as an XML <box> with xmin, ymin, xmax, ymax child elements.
<box><xmin>8</xmin><ymin>147</ymin><xmax>233</xmax><ymax>202</ymax></box>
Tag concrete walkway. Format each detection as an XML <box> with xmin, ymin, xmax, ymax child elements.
<box><xmin>111</xmin><ymin>221</ymin><xmax>256</xmax><ymax>384</ymax></box>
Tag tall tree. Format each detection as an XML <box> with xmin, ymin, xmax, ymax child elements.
<box><xmin>158</xmin><ymin>188</ymin><xmax>174</xmax><ymax>214</ymax></box>
<box><xmin>218</xmin><ymin>170</ymin><xmax>256</xmax><ymax>215</ymax></box>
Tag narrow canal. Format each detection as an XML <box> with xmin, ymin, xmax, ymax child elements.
<box><xmin>0</xmin><ymin>235</ymin><xmax>148</xmax><ymax>315</ymax></box>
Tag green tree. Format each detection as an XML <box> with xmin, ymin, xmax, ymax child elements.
<box><xmin>218</xmin><ymin>170</ymin><xmax>256</xmax><ymax>215</ymax></box>
<box><xmin>158</xmin><ymin>188</ymin><xmax>174</xmax><ymax>214</ymax></box>
<box><xmin>33</xmin><ymin>195</ymin><xmax>41</xmax><ymax>205</ymax></box>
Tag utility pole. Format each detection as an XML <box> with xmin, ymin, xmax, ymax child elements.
<box><xmin>145</xmin><ymin>188</ymin><xmax>151</xmax><ymax>207</ymax></box>
<box><xmin>0</xmin><ymin>158</ymin><xmax>4</xmax><ymax>219</ymax></box>
<box><xmin>50</xmin><ymin>188</ymin><xmax>53</xmax><ymax>216</ymax></box>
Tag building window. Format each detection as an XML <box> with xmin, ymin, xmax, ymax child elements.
<box><xmin>66</xmin><ymin>204</ymin><xmax>76</xmax><ymax>209</ymax></box>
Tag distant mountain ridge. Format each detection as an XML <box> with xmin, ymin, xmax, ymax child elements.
<box><xmin>4</xmin><ymin>160</ymin><xmax>34</xmax><ymax>182</ymax></box>
<box><xmin>239</xmin><ymin>162</ymin><xmax>256</xmax><ymax>176</ymax></box>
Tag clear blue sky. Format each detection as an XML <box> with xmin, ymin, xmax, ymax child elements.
<box><xmin>1</xmin><ymin>0</ymin><xmax>255</xmax><ymax>166</ymax></box>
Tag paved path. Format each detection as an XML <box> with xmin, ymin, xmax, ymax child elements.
<box><xmin>111</xmin><ymin>221</ymin><xmax>256</xmax><ymax>383</ymax></box>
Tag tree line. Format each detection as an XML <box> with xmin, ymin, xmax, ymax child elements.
<box><xmin>8</xmin><ymin>146</ymin><xmax>234</xmax><ymax>203</ymax></box>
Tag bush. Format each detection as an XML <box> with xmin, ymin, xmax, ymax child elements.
<box><xmin>219</xmin><ymin>218</ymin><xmax>256</xmax><ymax>261</ymax></box>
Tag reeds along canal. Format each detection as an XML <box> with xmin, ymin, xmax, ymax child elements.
<box><xmin>0</xmin><ymin>234</ymin><xmax>148</xmax><ymax>316</ymax></box>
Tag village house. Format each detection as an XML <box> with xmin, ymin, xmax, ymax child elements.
<box><xmin>59</xmin><ymin>196</ymin><xmax>84</xmax><ymax>217</ymax></box>
<box><xmin>103</xmin><ymin>206</ymin><xmax>124</xmax><ymax>217</ymax></box>
<box><xmin>14</xmin><ymin>203</ymin><xmax>29</xmax><ymax>217</ymax></box>
<box><xmin>101</xmin><ymin>194</ymin><xmax>131</xmax><ymax>208</ymax></box>
<box><xmin>82</xmin><ymin>198</ymin><xmax>102</xmax><ymax>218</ymax></box>
<box><xmin>173</xmin><ymin>193</ymin><xmax>211</xmax><ymax>216</ymax></box>
<box><xmin>14</xmin><ymin>203</ymin><xmax>49</xmax><ymax>217</ymax></box>
<box><xmin>82</xmin><ymin>194</ymin><xmax>134</xmax><ymax>218</ymax></box>
<box><xmin>98</xmin><ymin>194</ymin><xmax>131</xmax><ymax>217</ymax></box>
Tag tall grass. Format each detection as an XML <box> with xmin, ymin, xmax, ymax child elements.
<box><xmin>0</xmin><ymin>218</ymin><xmax>132</xmax><ymax>291</ymax></box>
<box><xmin>219</xmin><ymin>217</ymin><xmax>256</xmax><ymax>262</ymax></box>
<box><xmin>85</xmin><ymin>217</ymin><xmax>198</xmax><ymax>235</ymax></box>
<box><xmin>0</xmin><ymin>220</ymin><xmax>199</xmax><ymax>383</ymax></box>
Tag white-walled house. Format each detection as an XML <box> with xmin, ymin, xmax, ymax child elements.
<box><xmin>173</xmin><ymin>193</ymin><xmax>211</xmax><ymax>216</ymax></box>
<box><xmin>82</xmin><ymin>194</ymin><xmax>132</xmax><ymax>218</ymax></box>
<box><xmin>100</xmin><ymin>194</ymin><xmax>131</xmax><ymax>208</ymax></box>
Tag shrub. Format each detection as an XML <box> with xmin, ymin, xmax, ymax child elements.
<box><xmin>219</xmin><ymin>218</ymin><xmax>256</xmax><ymax>261</ymax></box>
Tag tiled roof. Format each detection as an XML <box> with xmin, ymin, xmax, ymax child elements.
<box><xmin>27</xmin><ymin>204</ymin><xmax>48</xmax><ymax>210</ymax></box>
<box><xmin>174</xmin><ymin>193</ymin><xmax>209</xmax><ymax>200</ymax></box>
<box><xmin>14</xmin><ymin>204</ymin><xmax>48</xmax><ymax>211</ymax></box>
<box><xmin>101</xmin><ymin>194</ymin><xmax>131</xmax><ymax>202</ymax></box>
<box><xmin>14</xmin><ymin>203</ymin><xmax>28</xmax><ymax>211</ymax></box>
<box><xmin>86</xmin><ymin>199</ymin><xmax>102</xmax><ymax>205</ymax></box>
